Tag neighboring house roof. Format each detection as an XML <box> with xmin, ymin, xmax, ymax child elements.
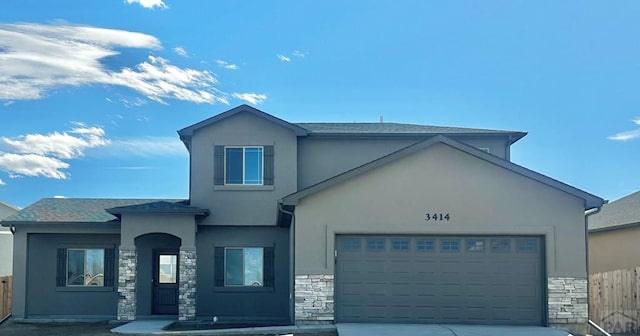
<box><xmin>589</xmin><ymin>191</ymin><xmax>640</xmax><ymax>232</ymax></box>
<box><xmin>281</xmin><ymin>135</ymin><xmax>604</xmax><ymax>209</ymax></box>
<box><xmin>295</xmin><ymin>122</ymin><xmax>526</xmax><ymax>142</ymax></box>
<box><xmin>1</xmin><ymin>198</ymin><xmax>190</xmax><ymax>225</ymax></box>
<box><xmin>0</xmin><ymin>200</ymin><xmax>19</xmax><ymax>221</ymax></box>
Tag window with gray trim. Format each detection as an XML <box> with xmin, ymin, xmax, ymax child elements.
<box><xmin>214</xmin><ymin>145</ymin><xmax>274</xmax><ymax>186</ymax></box>
<box><xmin>56</xmin><ymin>248</ymin><xmax>115</xmax><ymax>287</ymax></box>
<box><xmin>214</xmin><ymin>246</ymin><xmax>274</xmax><ymax>287</ymax></box>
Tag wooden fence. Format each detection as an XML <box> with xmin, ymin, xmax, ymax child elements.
<box><xmin>0</xmin><ymin>275</ymin><xmax>11</xmax><ymax>321</ymax></box>
<box><xmin>590</xmin><ymin>268</ymin><xmax>640</xmax><ymax>335</ymax></box>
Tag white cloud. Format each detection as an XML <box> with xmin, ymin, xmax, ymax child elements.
<box><xmin>120</xmin><ymin>97</ymin><xmax>147</xmax><ymax>108</ymax></box>
<box><xmin>215</xmin><ymin>60</ymin><xmax>238</xmax><ymax>70</ymax></box>
<box><xmin>0</xmin><ymin>124</ymin><xmax>109</xmax><ymax>179</ymax></box>
<box><xmin>277</xmin><ymin>54</ymin><xmax>290</xmax><ymax>62</ymax></box>
<box><xmin>125</xmin><ymin>0</ymin><xmax>167</xmax><ymax>9</ymax></box>
<box><xmin>101</xmin><ymin>136</ymin><xmax>187</xmax><ymax>157</ymax></box>
<box><xmin>173</xmin><ymin>46</ymin><xmax>188</xmax><ymax>57</ymax></box>
<box><xmin>292</xmin><ymin>50</ymin><xmax>306</xmax><ymax>58</ymax></box>
<box><xmin>3</xmin><ymin>101</ymin><xmax>13</xmax><ymax>106</ymax></box>
<box><xmin>0</xmin><ymin>178</ymin><xmax>4</xmax><ymax>186</ymax></box>
<box><xmin>232</xmin><ymin>93</ymin><xmax>267</xmax><ymax>105</ymax></box>
<box><xmin>0</xmin><ymin>23</ymin><xmax>227</xmax><ymax>104</ymax></box>
<box><xmin>2</xmin><ymin>124</ymin><xmax>109</xmax><ymax>159</ymax></box>
<box><xmin>0</xmin><ymin>153</ymin><xmax>70</xmax><ymax>179</ymax></box>
<box><xmin>53</xmin><ymin>195</ymin><xmax>66</xmax><ymax>198</ymax></box>
<box><xmin>608</xmin><ymin>118</ymin><xmax>640</xmax><ymax>141</ymax></box>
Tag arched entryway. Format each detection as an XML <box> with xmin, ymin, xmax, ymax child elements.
<box><xmin>135</xmin><ymin>233</ymin><xmax>181</xmax><ymax>316</ymax></box>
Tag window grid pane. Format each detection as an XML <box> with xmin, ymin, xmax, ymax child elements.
<box><xmin>466</xmin><ymin>239</ymin><xmax>485</xmax><ymax>252</ymax></box>
<box><xmin>244</xmin><ymin>147</ymin><xmax>263</xmax><ymax>185</ymax></box>
<box><xmin>490</xmin><ymin>239</ymin><xmax>511</xmax><ymax>253</ymax></box>
<box><xmin>441</xmin><ymin>239</ymin><xmax>460</xmax><ymax>252</ymax></box>
<box><xmin>225</xmin><ymin>247</ymin><xmax>265</xmax><ymax>287</ymax></box>
<box><xmin>225</xmin><ymin>148</ymin><xmax>243</xmax><ymax>184</ymax></box>
<box><xmin>367</xmin><ymin>239</ymin><xmax>385</xmax><ymax>251</ymax></box>
<box><xmin>392</xmin><ymin>239</ymin><xmax>410</xmax><ymax>251</ymax></box>
<box><xmin>67</xmin><ymin>249</ymin><xmax>105</xmax><ymax>286</ymax></box>
<box><xmin>416</xmin><ymin>239</ymin><xmax>435</xmax><ymax>252</ymax></box>
<box><xmin>225</xmin><ymin>248</ymin><xmax>244</xmax><ymax>286</ymax></box>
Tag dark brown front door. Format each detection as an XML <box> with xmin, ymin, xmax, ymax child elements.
<box><xmin>152</xmin><ymin>251</ymin><xmax>179</xmax><ymax>314</ymax></box>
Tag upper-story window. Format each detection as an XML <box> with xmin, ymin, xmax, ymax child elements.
<box><xmin>225</xmin><ymin>146</ymin><xmax>263</xmax><ymax>185</ymax></box>
<box><xmin>214</xmin><ymin>145</ymin><xmax>274</xmax><ymax>187</ymax></box>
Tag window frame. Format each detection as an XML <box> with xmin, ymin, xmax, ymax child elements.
<box><xmin>223</xmin><ymin>247</ymin><xmax>265</xmax><ymax>287</ymax></box>
<box><xmin>66</xmin><ymin>248</ymin><xmax>106</xmax><ymax>287</ymax></box>
<box><xmin>56</xmin><ymin>246</ymin><xmax>115</xmax><ymax>292</ymax></box>
<box><xmin>224</xmin><ymin>146</ymin><xmax>264</xmax><ymax>186</ymax></box>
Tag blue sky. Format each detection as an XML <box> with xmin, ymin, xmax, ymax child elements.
<box><xmin>1</xmin><ymin>0</ymin><xmax>639</xmax><ymax>208</ymax></box>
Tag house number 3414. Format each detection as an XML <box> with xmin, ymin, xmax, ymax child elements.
<box><xmin>425</xmin><ymin>213</ymin><xmax>450</xmax><ymax>221</ymax></box>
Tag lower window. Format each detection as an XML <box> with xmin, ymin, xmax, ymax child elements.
<box><xmin>68</xmin><ymin>249</ymin><xmax>105</xmax><ymax>286</ymax></box>
<box><xmin>215</xmin><ymin>246</ymin><xmax>274</xmax><ymax>288</ymax></box>
<box><xmin>57</xmin><ymin>247</ymin><xmax>115</xmax><ymax>288</ymax></box>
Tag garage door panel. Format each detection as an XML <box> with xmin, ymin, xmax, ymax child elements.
<box><xmin>336</xmin><ymin>235</ymin><xmax>543</xmax><ymax>325</ymax></box>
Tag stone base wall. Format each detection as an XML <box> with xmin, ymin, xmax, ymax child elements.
<box><xmin>117</xmin><ymin>249</ymin><xmax>137</xmax><ymax>321</ymax></box>
<box><xmin>178</xmin><ymin>249</ymin><xmax>197</xmax><ymax>321</ymax></box>
<box><xmin>295</xmin><ymin>275</ymin><xmax>334</xmax><ymax>324</ymax></box>
<box><xmin>548</xmin><ymin>277</ymin><xmax>588</xmax><ymax>335</ymax></box>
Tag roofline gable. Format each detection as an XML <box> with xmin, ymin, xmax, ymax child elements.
<box><xmin>280</xmin><ymin>135</ymin><xmax>604</xmax><ymax>209</ymax></box>
<box><xmin>178</xmin><ymin>105</ymin><xmax>309</xmax><ymax>148</ymax></box>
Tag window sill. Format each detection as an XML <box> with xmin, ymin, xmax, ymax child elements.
<box><xmin>56</xmin><ymin>286</ymin><xmax>114</xmax><ymax>292</ymax></box>
<box><xmin>214</xmin><ymin>185</ymin><xmax>274</xmax><ymax>191</ymax></box>
<box><xmin>213</xmin><ymin>286</ymin><xmax>274</xmax><ymax>293</ymax></box>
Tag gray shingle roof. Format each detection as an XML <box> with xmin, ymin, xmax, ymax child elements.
<box><xmin>294</xmin><ymin>122</ymin><xmax>525</xmax><ymax>136</ymax></box>
<box><xmin>589</xmin><ymin>191</ymin><xmax>640</xmax><ymax>232</ymax></box>
<box><xmin>1</xmin><ymin>198</ymin><xmax>187</xmax><ymax>224</ymax></box>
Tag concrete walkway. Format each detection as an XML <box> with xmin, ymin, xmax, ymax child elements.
<box><xmin>335</xmin><ymin>323</ymin><xmax>572</xmax><ymax>336</ymax></box>
<box><xmin>111</xmin><ymin>320</ymin><xmax>336</xmax><ymax>335</ymax></box>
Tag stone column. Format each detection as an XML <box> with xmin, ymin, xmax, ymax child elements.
<box><xmin>295</xmin><ymin>274</ymin><xmax>334</xmax><ymax>324</ymax></box>
<box><xmin>117</xmin><ymin>248</ymin><xmax>137</xmax><ymax>321</ymax></box>
<box><xmin>547</xmin><ymin>276</ymin><xmax>588</xmax><ymax>335</ymax></box>
<box><xmin>178</xmin><ymin>248</ymin><xmax>197</xmax><ymax>321</ymax></box>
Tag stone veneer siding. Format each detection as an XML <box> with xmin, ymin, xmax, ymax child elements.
<box><xmin>547</xmin><ymin>277</ymin><xmax>588</xmax><ymax>334</ymax></box>
<box><xmin>117</xmin><ymin>249</ymin><xmax>137</xmax><ymax>321</ymax></box>
<box><xmin>178</xmin><ymin>249</ymin><xmax>197</xmax><ymax>321</ymax></box>
<box><xmin>295</xmin><ymin>275</ymin><xmax>334</xmax><ymax>324</ymax></box>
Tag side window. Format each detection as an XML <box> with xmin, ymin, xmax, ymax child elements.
<box><xmin>215</xmin><ymin>246</ymin><xmax>274</xmax><ymax>287</ymax></box>
<box><xmin>57</xmin><ymin>248</ymin><xmax>115</xmax><ymax>287</ymax></box>
<box><xmin>214</xmin><ymin>145</ymin><xmax>274</xmax><ymax>187</ymax></box>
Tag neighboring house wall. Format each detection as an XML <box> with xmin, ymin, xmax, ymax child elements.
<box><xmin>589</xmin><ymin>226</ymin><xmax>640</xmax><ymax>274</ymax></box>
<box><xmin>0</xmin><ymin>202</ymin><xmax>18</xmax><ymax>276</ymax></box>
<box><xmin>297</xmin><ymin>136</ymin><xmax>510</xmax><ymax>190</ymax></box>
<box><xmin>189</xmin><ymin>111</ymin><xmax>298</xmax><ymax>225</ymax></box>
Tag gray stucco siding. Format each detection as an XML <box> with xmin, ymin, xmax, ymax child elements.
<box><xmin>195</xmin><ymin>226</ymin><xmax>290</xmax><ymax>323</ymax></box>
<box><xmin>294</xmin><ymin>142</ymin><xmax>587</xmax><ymax>278</ymax></box>
<box><xmin>297</xmin><ymin>136</ymin><xmax>509</xmax><ymax>190</ymax></box>
<box><xmin>0</xmin><ymin>232</ymin><xmax>12</xmax><ymax>276</ymax></box>
<box><xmin>26</xmin><ymin>233</ymin><xmax>120</xmax><ymax>318</ymax></box>
<box><xmin>189</xmin><ymin>111</ymin><xmax>298</xmax><ymax>226</ymax></box>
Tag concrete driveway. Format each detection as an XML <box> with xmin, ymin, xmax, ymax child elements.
<box><xmin>336</xmin><ymin>323</ymin><xmax>572</xmax><ymax>336</ymax></box>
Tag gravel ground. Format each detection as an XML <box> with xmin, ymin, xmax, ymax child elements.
<box><xmin>0</xmin><ymin>319</ymin><xmax>338</xmax><ymax>336</ymax></box>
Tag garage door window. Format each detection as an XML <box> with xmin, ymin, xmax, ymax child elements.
<box><xmin>367</xmin><ymin>239</ymin><xmax>385</xmax><ymax>251</ymax></box>
<box><xmin>416</xmin><ymin>239</ymin><xmax>435</xmax><ymax>252</ymax></box>
<box><xmin>441</xmin><ymin>239</ymin><xmax>460</xmax><ymax>252</ymax></box>
<box><xmin>490</xmin><ymin>239</ymin><xmax>511</xmax><ymax>253</ymax></box>
<box><xmin>341</xmin><ymin>238</ymin><xmax>361</xmax><ymax>251</ymax></box>
<box><xmin>516</xmin><ymin>239</ymin><xmax>538</xmax><ymax>253</ymax></box>
<box><xmin>392</xmin><ymin>239</ymin><xmax>410</xmax><ymax>251</ymax></box>
<box><xmin>466</xmin><ymin>239</ymin><xmax>485</xmax><ymax>252</ymax></box>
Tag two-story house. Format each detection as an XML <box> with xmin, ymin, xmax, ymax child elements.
<box><xmin>1</xmin><ymin>105</ymin><xmax>604</xmax><ymax>334</ymax></box>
